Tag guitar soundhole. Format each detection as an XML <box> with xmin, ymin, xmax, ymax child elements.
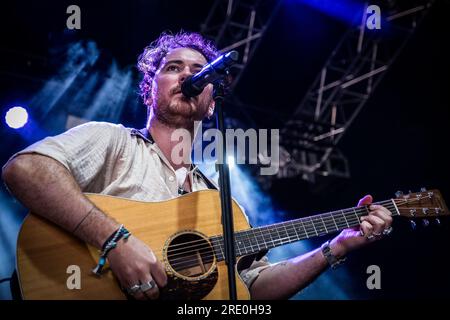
<box><xmin>166</xmin><ymin>233</ymin><xmax>215</xmax><ymax>278</ymax></box>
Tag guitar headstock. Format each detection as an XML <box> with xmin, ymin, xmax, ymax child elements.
<box><xmin>394</xmin><ymin>188</ymin><xmax>449</xmax><ymax>219</ymax></box>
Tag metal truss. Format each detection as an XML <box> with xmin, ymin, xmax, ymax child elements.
<box><xmin>278</xmin><ymin>0</ymin><xmax>435</xmax><ymax>183</ymax></box>
<box><xmin>200</xmin><ymin>0</ymin><xmax>280</xmax><ymax>90</ymax></box>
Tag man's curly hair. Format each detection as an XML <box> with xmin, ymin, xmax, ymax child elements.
<box><xmin>137</xmin><ymin>31</ymin><xmax>219</xmax><ymax>106</ymax></box>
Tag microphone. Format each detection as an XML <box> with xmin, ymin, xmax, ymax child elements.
<box><xmin>181</xmin><ymin>50</ymin><xmax>239</xmax><ymax>98</ymax></box>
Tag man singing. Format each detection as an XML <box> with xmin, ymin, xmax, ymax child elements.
<box><xmin>2</xmin><ymin>31</ymin><xmax>392</xmax><ymax>300</ymax></box>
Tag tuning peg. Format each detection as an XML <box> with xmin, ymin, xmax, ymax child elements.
<box><xmin>395</xmin><ymin>191</ymin><xmax>404</xmax><ymax>198</ymax></box>
<box><xmin>410</xmin><ymin>220</ymin><xmax>417</xmax><ymax>230</ymax></box>
<box><xmin>435</xmin><ymin>218</ymin><xmax>441</xmax><ymax>226</ymax></box>
<box><xmin>422</xmin><ymin>219</ymin><xmax>430</xmax><ymax>227</ymax></box>
<box><xmin>420</xmin><ymin>187</ymin><xmax>427</xmax><ymax>192</ymax></box>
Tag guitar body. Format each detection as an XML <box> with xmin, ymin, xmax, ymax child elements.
<box><xmin>16</xmin><ymin>190</ymin><xmax>251</xmax><ymax>300</ymax></box>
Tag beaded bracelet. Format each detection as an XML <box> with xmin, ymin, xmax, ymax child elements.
<box><xmin>92</xmin><ymin>224</ymin><xmax>131</xmax><ymax>276</ymax></box>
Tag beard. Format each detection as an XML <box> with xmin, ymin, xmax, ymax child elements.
<box><xmin>152</xmin><ymin>88</ymin><xmax>212</xmax><ymax>129</ymax></box>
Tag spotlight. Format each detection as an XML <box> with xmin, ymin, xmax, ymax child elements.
<box><xmin>5</xmin><ymin>106</ymin><xmax>29</xmax><ymax>129</ymax></box>
<box><xmin>227</xmin><ymin>156</ymin><xmax>235</xmax><ymax>168</ymax></box>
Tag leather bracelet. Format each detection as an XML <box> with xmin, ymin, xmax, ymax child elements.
<box><xmin>92</xmin><ymin>224</ymin><xmax>131</xmax><ymax>276</ymax></box>
<box><xmin>321</xmin><ymin>240</ymin><xmax>346</xmax><ymax>269</ymax></box>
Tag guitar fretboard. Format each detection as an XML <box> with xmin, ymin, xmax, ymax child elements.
<box><xmin>209</xmin><ymin>199</ymin><xmax>399</xmax><ymax>261</ymax></box>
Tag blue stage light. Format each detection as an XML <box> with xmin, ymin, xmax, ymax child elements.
<box><xmin>292</xmin><ymin>0</ymin><xmax>364</xmax><ymax>25</ymax></box>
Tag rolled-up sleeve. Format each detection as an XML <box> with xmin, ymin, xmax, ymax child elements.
<box><xmin>239</xmin><ymin>255</ymin><xmax>272</xmax><ymax>289</ymax></box>
<box><xmin>4</xmin><ymin>121</ymin><xmax>126</xmax><ymax>190</ymax></box>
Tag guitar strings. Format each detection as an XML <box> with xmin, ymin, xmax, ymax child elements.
<box><xmin>167</xmin><ymin>207</ymin><xmax>436</xmax><ymax>270</ymax></box>
<box><xmin>167</xmin><ymin>200</ymin><xmax>437</xmax><ymax>269</ymax></box>
<box><xmin>150</xmin><ymin>197</ymin><xmax>430</xmax><ymax>270</ymax></box>
<box><xmin>164</xmin><ymin>195</ymin><xmax>430</xmax><ymax>254</ymax></box>
<box><xmin>161</xmin><ymin>199</ymin><xmax>409</xmax><ymax>263</ymax></box>
<box><xmin>164</xmin><ymin>199</ymin><xmax>392</xmax><ymax>252</ymax></box>
<box><xmin>166</xmin><ymin>204</ymin><xmax>427</xmax><ymax>270</ymax></box>
<box><xmin>165</xmin><ymin>203</ymin><xmax>398</xmax><ymax>269</ymax></box>
<box><xmin>165</xmin><ymin>218</ymin><xmax>399</xmax><ymax>268</ymax></box>
<box><xmin>163</xmin><ymin>199</ymin><xmax>398</xmax><ymax>255</ymax></box>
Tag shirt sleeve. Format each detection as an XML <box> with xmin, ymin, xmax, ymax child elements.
<box><xmin>239</xmin><ymin>254</ymin><xmax>272</xmax><ymax>289</ymax></box>
<box><xmin>238</xmin><ymin>207</ymin><xmax>272</xmax><ymax>289</ymax></box>
<box><xmin>4</xmin><ymin>121</ymin><xmax>127</xmax><ymax>190</ymax></box>
<box><xmin>229</xmin><ymin>199</ymin><xmax>272</xmax><ymax>289</ymax></box>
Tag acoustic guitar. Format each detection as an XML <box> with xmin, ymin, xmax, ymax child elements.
<box><xmin>16</xmin><ymin>188</ymin><xmax>448</xmax><ymax>300</ymax></box>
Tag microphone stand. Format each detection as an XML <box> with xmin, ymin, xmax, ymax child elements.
<box><xmin>213</xmin><ymin>80</ymin><xmax>237</xmax><ymax>300</ymax></box>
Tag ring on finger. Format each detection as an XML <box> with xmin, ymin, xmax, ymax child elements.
<box><xmin>126</xmin><ymin>284</ymin><xmax>141</xmax><ymax>296</ymax></box>
<box><xmin>140</xmin><ymin>279</ymin><xmax>157</xmax><ymax>292</ymax></box>
<box><xmin>383</xmin><ymin>226</ymin><xmax>393</xmax><ymax>236</ymax></box>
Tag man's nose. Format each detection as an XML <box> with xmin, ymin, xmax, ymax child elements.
<box><xmin>179</xmin><ymin>66</ymin><xmax>194</xmax><ymax>83</ymax></box>
<box><xmin>179</xmin><ymin>67</ymin><xmax>193</xmax><ymax>83</ymax></box>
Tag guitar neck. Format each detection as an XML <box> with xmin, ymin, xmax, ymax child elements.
<box><xmin>210</xmin><ymin>199</ymin><xmax>400</xmax><ymax>261</ymax></box>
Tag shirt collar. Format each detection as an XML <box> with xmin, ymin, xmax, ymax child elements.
<box><xmin>129</xmin><ymin>126</ymin><xmax>199</xmax><ymax>174</ymax></box>
<box><xmin>130</xmin><ymin>127</ymin><xmax>155</xmax><ymax>144</ymax></box>
<box><xmin>130</xmin><ymin>126</ymin><xmax>218</xmax><ymax>190</ymax></box>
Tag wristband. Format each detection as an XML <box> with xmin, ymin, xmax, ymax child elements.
<box><xmin>321</xmin><ymin>240</ymin><xmax>346</xmax><ymax>269</ymax></box>
<box><xmin>92</xmin><ymin>224</ymin><xmax>131</xmax><ymax>276</ymax></box>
